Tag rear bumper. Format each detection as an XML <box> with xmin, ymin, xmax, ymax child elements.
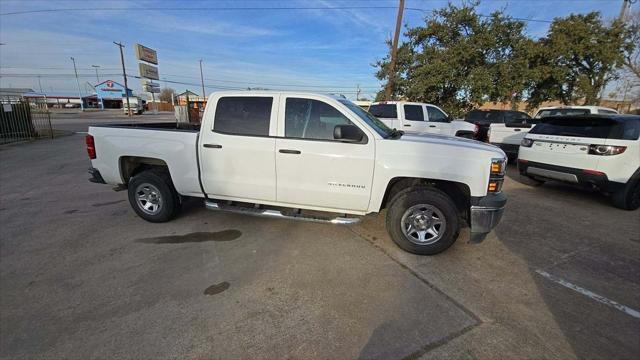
<box><xmin>469</xmin><ymin>192</ymin><xmax>507</xmax><ymax>243</ymax></box>
<box><xmin>517</xmin><ymin>160</ymin><xmax>624</xmax><ymax>192</ymax></box>
<box><xmin>88</xmin><ymin>167</ymin><xmax>106</xmax><ymax>184</ymax></box>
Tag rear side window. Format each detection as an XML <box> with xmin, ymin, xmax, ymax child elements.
<box><xmin>529</xmin><ymin>117</ymin><xmax>640</xmax><ymax>140</ymax></box>
<box><xmin>403</xmin><ymin>105</ymin><xmax>424</xmax><ymax>121</ymax></box>
<box><xmin>285</xmin><ymin>98</ymin><xmax>353</xmax><ymax>141</ymax></box>
<box><xmin>369</xmin><ymin>104</ymin><xmax>398</xmax><ymax>119</ymax></box>
<box><xmin>427</xmin><ymin>106</ymin><xmax>448</xmax><ymax>122</ymax></box>
<box><xmin>213</xmin><ymin>97</ymin><xmax>272</xmax><ymax>136</ymax></box>
<box><xmin>504</xmin><ymin>111</ymin><xmax>532</xmax><ymax>125</ymax></box>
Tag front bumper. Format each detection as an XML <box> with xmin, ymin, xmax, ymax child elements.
<box><xmin>469</xmin><ymin>192</ymin><xmax>507</xmax><ymax>243</ymax></box>
<box><xmin>88</xmin><ymin>167</ymin><xmax>106</xmax><ymax>184</ymax></box>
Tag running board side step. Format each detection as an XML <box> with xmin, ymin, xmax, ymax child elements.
<box><xmin>204</xmin><ymin>201</ymin><xmax>360</xmax><ymax>225</ymax></box>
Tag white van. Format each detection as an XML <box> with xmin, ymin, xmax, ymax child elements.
<box><xmin>368</xmin><ymin>101</ymin><xmax>478</xmax><ymax>138</ymax></box>
<box><xmin>518</xmin><ymin>115</ymin><xmax>640</xmax><ymax>210</ymax></box>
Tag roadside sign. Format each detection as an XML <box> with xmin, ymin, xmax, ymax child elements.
<box><xmin>139</xmin><ymin>63</ymin><xmax>159</xmax><ymax>80</ymax></box>
<box><xmin>135</xmin><ymin>44</ymin><xmax>158</xmax><ymax>65</ymax></box>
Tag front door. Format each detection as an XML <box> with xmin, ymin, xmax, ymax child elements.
<box><xmin>425</xmin><ymin>105</ymin><xmax>451</xmax><ymax>135</ymax></box>
<box><xmin>400</xmin><ymin>104</ymin><xmax>430</xmax><ymax>133</ymax></box>
<box><xmin>275</xmin><ymin>96</ymin><xmax>375</xmax><ymax>212</ymax></box>
<box><xmin>199</xmin><ymin>95</ymin><xmax>278</xmax><ymax>202</ymax></box>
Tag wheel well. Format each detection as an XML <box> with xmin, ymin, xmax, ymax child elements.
<box><xmin>119</xmin><ymin>156</ymin><xmax>169</xmax><ymax>185</ymax></box>
<box><xmin>381</xmin><ymin>177</ymin><xmax>471</xmax><ymax>221</ymax></box>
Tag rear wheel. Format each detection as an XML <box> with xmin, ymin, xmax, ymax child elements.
<box><xmin>612</xmin><ymin>179</ymin><xmax>640</xmax><ymax>210</ymax></box>
<box><xmin>385</xmin><ymin>187</ymin><xmax>460</xmax><ymax>255</ymax></box>
<box><xmin>128</xmin><ymin>169</ymin><xmax>180</xmax><ymax>222</ymax></box>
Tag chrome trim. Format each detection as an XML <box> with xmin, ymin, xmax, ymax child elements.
<box><xmin>527</xmin><ymin>167</ymin><xmax>578</xmax><ymax>183</ymax></box>
<box><xmin>205</xmin><ymin>201</ymin><xmax>360</xmax><ymax>225</ymax></box>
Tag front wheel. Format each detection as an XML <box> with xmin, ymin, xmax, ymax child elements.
<box><xmin>128</xmin><ymin>169</ymin><xmax>180</xmax><ymax>222</ymax></box>
<box><xmin>385</xmin><ymin>187</ymin><xmax>460</xmax><ymax>255</ymax></box>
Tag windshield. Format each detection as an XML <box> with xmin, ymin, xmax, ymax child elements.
<box><xmin>340</xmin><ymin>100</ymin><xmax>393</xmax><ymax>138</ymax></box>
<box><xmin>535</xmin><ymin>108</ymin><xmax>590</xmax><ymax>118</ymax></box>
<box><xmin>529</xmin><ymin>116</ymin><xmax>640</xmax><ymax>140</ymax></box>
<box><xmin>369</xmin><ymin>104</ymin><xmax>398</xmax><ymax>119</ymax></box>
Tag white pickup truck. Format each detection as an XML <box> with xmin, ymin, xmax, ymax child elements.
<box><xmin>87</xmin><ymin>91</ymin><xmax>507</xmax><ymax>255</ymax></box>
<box><xmin>368</xmin><ymin>101</ymin><xmax>478</xmax><ymax>138</ymax></box>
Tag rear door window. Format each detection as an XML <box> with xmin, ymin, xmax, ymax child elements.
<box><xmin>403</xmin><ymin>105</ymin><xmax>424</xmax><ymax>121</ymax></box>
<box><xmin>213</xmin><ymin>97</ymin><xmax>273</xmax><ymax>136</ymax></box>
<box><xmin>369</xmin><ymin>104</ymin><xmax>398</xmax><ymax>119</ymax></box>
<box><xmin>529</xmin><ymin>117</ymin><xmax>640</xmax><ymax>140</ymax></box>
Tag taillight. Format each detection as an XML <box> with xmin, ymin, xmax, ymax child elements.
<box><xmin>521</xmin><ymin>138</ymin><xmax>534</xmax><ymax>147</ymax></box>
<box><xmin>473</xmin><ymin>124</ymin><xmax>479</xmax><ymax>134</ymax></box>
<box><xmin>588</xmin><ymin>144</ymin><xmax>626</xmax><ymax>156</ymax></box>
<box><xmin>86</xmin><ymin>134</ymin><xmax>96</xmax><ymax>159</ymax></box>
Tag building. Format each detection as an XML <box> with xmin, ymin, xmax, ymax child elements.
<box><xmin>95</xmin><ymin>80</ymin><xmax>133</xmax><ymax>108</ymax></box>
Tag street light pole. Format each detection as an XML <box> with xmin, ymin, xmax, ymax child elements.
<box><xmin>92</xmin><ymin>65</ymin><xmax>104</xmax><ymax>110</ymax></box>
<box><xmin>199</xmin><ymin>59</ymin><xmax>206</xmax><ymax>99</ymax></box>
<box><xmin>70</xmin><ymin>57</ymin><xmax>84</xmax><ymax>111</ymax></box>
<box><xmin>91</xmin><ymin>65</ymin><xmax>100</xmax><ymax>83</ymax></box>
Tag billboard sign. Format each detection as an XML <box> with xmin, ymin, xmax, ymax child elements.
<box><xmin>135</xmin><ymin>44</ymin><xmax>158</xmax><ymax>65</ymax></box>
<box><xmin>139</xmin><ymin>63</ymin><xmax>159</xmax><ymax>80</ymax></box>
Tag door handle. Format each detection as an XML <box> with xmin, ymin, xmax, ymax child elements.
<box><xmin>429</xmin><ymin>125</ymin><xmax>437</xmax><ymax>128</ymax></box>
<box><xmin>279</xmin><ymin>149</ymin><xmax>301</xmax><ymax>154</ymax></box>
<box><xmin>203</xmin><ymin>144</ymin><xmax>222</xmax><ymax>149</ymax></box>
<box><xmin>514</xmin><ymin>129</ymin><xmax>521</xmax><ymax>132</ymax></box>
<box><xmin>404</xmin><ymin>124</ymin><xmax>411</xmax><ymax>127</ymax></box>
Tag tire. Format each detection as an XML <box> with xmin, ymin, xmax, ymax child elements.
<box><xmin>127</xmin><ymin>169</ymin><xmax>180</xmax><ymax>222</ymax></box>
<box><xmin>612</xmin><ymin>179</ymin><xmax>640</xmax><ymax>210</ymax></box>
<box><xmin>385</xmin><ymin>187</ymin><xmax>460</xmax><ymax>255</ymax></box>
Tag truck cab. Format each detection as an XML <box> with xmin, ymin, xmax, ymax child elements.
<box><xmin>87</xmin><ymin>91</ymin><xmax>507</xmax><ymax>255</ymax></box>
<box><xmin>368</xmin><ymin>101</ymin><xmax>478</xmax><ymax>138</ymax></box>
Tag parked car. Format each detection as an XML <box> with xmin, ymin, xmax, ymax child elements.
<box><xmin>518</xmin><ymin>115</ymin><xmax>640</xmax><ymax>210</ymax></box>
<box><xmin>122</xmin><ymin>96</ymin><xmax>145</xmax><ymax>115</ymax></box>
<box><xmin>464</xmin><ymin>109</ymin><xmax>532</xmax><ymax>142</ymax></box>
<box><xmin>533</xmin><ymin>106</ymin><xmax>618</xmax><ymax>118</ymax></box>
<box><xmin>86</xmin><ymin>91</ymin><xmax>507</xmax><ymax>255</ymax></box>
<box><xmin>487</xmin><ymin>117</ymin><xmax>539</xmax><ymax>159</ymax></box>
<box><xmin>369</xmin><ymin>101</ymin><xmax>478</xmax><ymax>138</ymax></box>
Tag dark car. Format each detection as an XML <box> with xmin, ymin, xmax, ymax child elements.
<box><xmin>464</xmin><ymin>109</ymin><xmax>532</xmax><ymax>142</ymax></box>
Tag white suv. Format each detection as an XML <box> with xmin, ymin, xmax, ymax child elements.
<box><xmin>534</xmin><ymin>106</ymin><xmax>618</xmax><ymax>118</ymax></box>
<box><xmin>369</xmin><ymin>101</ymin><xmax>478</xmax><ymax>138</ymax></box>
<box><xmin>518</xmin><ymin>115</ymin><xmax>640</xmax><ymax>210</ymax></box>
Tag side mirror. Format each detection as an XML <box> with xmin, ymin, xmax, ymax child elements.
<box><xmin>334</xmin><ymin>124</ymin><xmax>364</xmax><ymax>142</ymax></box>
<box><xmin>446</xmin><ymin>115</ymin><xmax>454</xmax><ymax>122</ymax></box>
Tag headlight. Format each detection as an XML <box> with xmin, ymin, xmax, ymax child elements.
<box><xmin>521</xmin><ymin>138</ymin><xmax>534</xmax><ymax>147</ymax></box>
<box><xmin>490</xmin><ymin>158</ymin><xmax>506</xmax><ymax>176</ymax></box>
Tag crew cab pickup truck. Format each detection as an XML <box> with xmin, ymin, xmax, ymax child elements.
<box><xmin>369</xmin><ymin>101</ymin><xmax>478</xmax><ymax>138</ymax></box>
<box><xmin>87</xmin><ymin>91</ymin><xmax>507</xmax><ymax>255</ymax></box>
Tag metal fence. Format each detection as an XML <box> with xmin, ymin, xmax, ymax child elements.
<box><xmin>1</xmin><ymin>97</ymin><xmax>53</xmax><ymax>145</ymax></box>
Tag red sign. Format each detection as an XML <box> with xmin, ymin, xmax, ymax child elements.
<box><xmin>106</xmin><ymin>80</ymin><xmax>114</xmax><ymax>88</ymax></box>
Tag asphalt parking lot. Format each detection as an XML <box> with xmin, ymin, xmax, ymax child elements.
<box><xmin>1</xmin><ymin>111</ymin><xmax>639</xmax><ymax>359</ymax></box>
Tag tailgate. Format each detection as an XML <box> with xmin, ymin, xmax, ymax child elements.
<box><xmin>489</xmin><ymin>123</ymin><xmax>532</xmax><ymax>145</ymax></box>
<box><xmin>523</xmin><ymin>134</ymin><xmax>599</xmax><ymax>170</ymax></box>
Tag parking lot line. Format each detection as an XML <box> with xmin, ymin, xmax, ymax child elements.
<box><xmin>535</xmin><ymin>270</ymin><xmax>640</xmax><ymax>320</ymax></box>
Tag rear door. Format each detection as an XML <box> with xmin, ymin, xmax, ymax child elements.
<box><xmin>198</xmin><ymin>95</ymin><xmax>278</xmax><ymax>202</ymax></box>
<box><xmin>368</xmin><ymin>103</ymin><xmax>399</xmax><ymax>129</ymax></box>
<box><xmin>400</xmin><ymin>104</ymin><xmax>429</xmax><ymax>133</ymax></box>
<box><xmin>275</xmin><ymin>96</ymin><xmax>375</xmax><ymax>211</ymax></box>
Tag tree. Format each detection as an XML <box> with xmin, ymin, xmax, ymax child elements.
<box><xmin>527</xmin><ymin>12</ymin><xmax>635</xmax><ymax>108</ymax></box>
<box><xmin>158</xmin><ymin>87</ymin><xmax>175</xmax><ymax>103</ymax></box>
<box><xmin>374</xmin><ymin>2</ymin><xmax>530</xmax><ymax>116</ymax></box>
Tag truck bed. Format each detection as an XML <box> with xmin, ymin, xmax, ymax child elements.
<box><xmin>91</xmin><ymin>122</ymin><xmax>201</xmax><ymax>132</ymax></box>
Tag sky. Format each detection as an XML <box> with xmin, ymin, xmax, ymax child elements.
<box><xmin>0</xmin><ymin>0</ymin><xmax>632</xmax><ymax>100</ymax></box>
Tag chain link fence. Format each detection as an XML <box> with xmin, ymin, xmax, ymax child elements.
<box><xmin>1</xmin><ymin>96</ymin><xmax>53</xmax><ymax>145</ymax></box>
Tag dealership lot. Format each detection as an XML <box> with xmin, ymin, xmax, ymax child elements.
<box><xmin>1</xmin><ymin>112</ymin><xmax>638</xmax><ymax>359</ymax></box>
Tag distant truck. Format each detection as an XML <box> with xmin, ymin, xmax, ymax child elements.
<box><xmin>86</xmin><ymin>91</ymin><xmax>507</xmax><ymax>255</ymax></box>
<box><xmin>122</xmin><ymin>96</ymin><xmax>146</xmax><ymax>115</ymax></box>
<box><xmin>368</xmin><ymin>101</ymin><xmax>478</xmax><ymax>138</ymax></box>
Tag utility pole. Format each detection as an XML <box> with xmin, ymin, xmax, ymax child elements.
<box><xmin>384</xmin><ymin>0</ymin><xmax>405</xmax><ymax>101</ymax></box>
<box><xmin>619</xmin><ymin>0</ymin><xmax>632</xmax><ymax>21</ymax></box>
<box><xmin>70</xmin><ymin>57</ymin><xmax>84</xmax><ymax>111</ymax></box>
<box><xmin>37</xmin><ymin>75</ymin><xmax>43</xmax><ymax>93</ymax></box>
<box><xmin>114</xmin><ymin>41</ymin><xmax>132</xmax><ymax>117</ymax></box>
<box><xmin>91</xmin><ymin>65</ymin><xmax>100</xmax><ymax>83</ymax></box>
<box><xmin>356</xmin><ymin>84</ymin><xmax>361</xmax><ymax>100</ymax></box>
<box><xmin>199</xmin><ymin>59</ymin><xmax>206</xmax><ymax>99</ymax></box>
